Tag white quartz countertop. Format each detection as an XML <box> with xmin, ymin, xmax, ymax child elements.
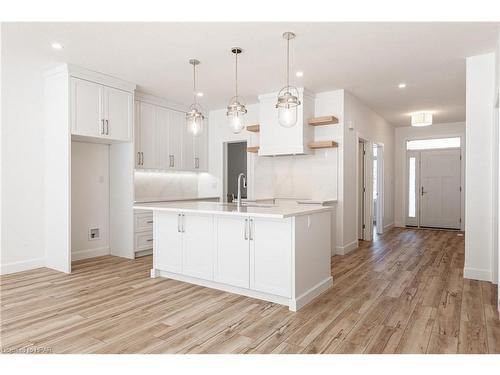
<box><xmin>133</xmin><ymin>201</ymin><xmax>332</xmax><ymax>218</ymax></box>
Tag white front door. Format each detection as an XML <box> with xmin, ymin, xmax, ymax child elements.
<box><xmin>420</xmin><ymin>149</ymin><xmax>461</xmax><ymax>229</ymax></box>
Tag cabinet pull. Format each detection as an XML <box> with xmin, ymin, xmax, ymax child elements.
<box><xmin>146</xmin><ymin>220</ymin><xmax>153</xmax><ymax>224</ymax></box>
<box><xmin>169</xmin><ymin>155</ymin><xmax>174</xmax><ymax>168</ymax></box>
<box><xmin>137</xmin><ymin>152</ymin><xmax>141</xmax><ymax>166</ymax></box>
<box><xmin>177</xmin><ymin>214</ymin><xmax>181</xmax><ymax>232</ymax></box>
<box><xmin>101</xmin><ymin>119</ymin><xmax>105</xmax><ymax>134</ymax></box>
<box><xmin>146</xmin><ymin>239</ymin><xmax>153</xmax><ymax>242</ymax></box>
<box><xmin>172</xmin><ymin>155</ymin><xmax>175</xmax><ymax>167</ymax></box>
<box><xmin>244</xmin><ymin>218</ymin><xmax>248</xmax><ymax>240</ymax></box>
<box><xmin>249</xmin><ymin>219</ymin><xmax>254</xmax><ymax>241</ymax></box>
<box><xmin>195</xmin><ymin>157</ymin><xmax>200</xmax><ymax>169</ymax></box>
<box><xmin>182</xmin><ymin>213</ymin><xmax>185</xmax><ymax>232</ymax></box>
<box><xmin>105</xmin><ymin>119</ymin><xmax>109</xmax><ymax>135</ymax></box>
<box><xmin>140</xmin><ymin>152</ymin><xmax>144</xmax><ymax>166</ymax></box>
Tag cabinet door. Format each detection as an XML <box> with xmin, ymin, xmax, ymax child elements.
<box><xmin>182</xmin><ymin>213</ymin><xmax>214</xmax><ymax>280</ymax></box>
<box><xmin>71</xmin><ymin>77</ymin><xmax>104</xmax><ymax>138</ymax></box>
<box><xmin>194</xmin><ymin>121</ymin><xmax>208</xmax><ymax>171</ymax></box>
<box><xmin>154</xmin><ymin>212</ymin><xmax>183</xmax><ymax>273</ymax></box>
<box><xmin>168</xmin><ymin>111</ymin><xmax>184</xmax><ymax>170</ymax></box>
<box><xmin>155</xmin><ymin>106</ymin><xmax>171</xmax><ymax>170</ymax></box>
<box><xmin>105</xmin><ymin>86</ymin><xmax>133</xmax><ymax>141</ymax></box>
<box><xmin>134</xmin><ymin>101</ymin><xmax>141</xmax><ymax>167</ymax></box>
<box><xmin>250</xmin><ymin>218</ymin><xmax>292</xmax><ymax>297</ymax></box>
<box><xmin>182</xmin><ymin>123</ymin><xmax>195</xmax><ymax>171</ymax></box>
<box><xmin>138</xmin><ymin>102</ymin><xmax>157</xmax><ymax>169</ymax></box>
<box><xmin>215</xmin><ymin>216</ymin><xmax>249</xmax><ymax>288</ymax></box>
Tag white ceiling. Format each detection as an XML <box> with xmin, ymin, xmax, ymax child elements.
<box><xmin>3</xmin><ymin>22</ymin><xmax>499</xmax><ymax>126</ymax></box>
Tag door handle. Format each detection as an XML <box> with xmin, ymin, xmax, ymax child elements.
<box><xmin>105</xmin><ymin>119</ymin><xmax>109</xmax><ymax>135</ymax></box>
<box><xmin>244</xmin><ymin>218</ymin><xmax>248</xmax><ymax>240</ymax></box>
<box><xmin>249</xmin><ymin>219</ymin><xmax>254</xmax><ymax>241</ymax></box>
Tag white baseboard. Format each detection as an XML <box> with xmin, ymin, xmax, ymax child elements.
<box><xmin>290</xmin><ymin>277</ymin><xmax>333</xmax><ymax>312</ymax></box>
<box><xmin>0</xmin><ymin>258</ymin><xmax>45</xmax><ymax>275</ymax></box>
<box><xmin>335</xmin><ymin>240</ymin><xmax>358</xmax><ymax>255</ymax></box>
<box><xmin>463</xmin><ymin>267</ymin><xmax>492</xmax><ymax>282</ymax></box>
<box><xmin>384</xmin><ymin>222</ymin><xmax>395</xmax><ymax>231</ymax></box>
<box><xmin>72</xmin><ymin>247</ymin><xmax>110</xmax><ymax>261</ymax></box>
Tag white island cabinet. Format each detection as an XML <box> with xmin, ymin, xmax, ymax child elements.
<box><xmin>136</xmin><ymin>201</ymin><xmax>333</xmax><ymax>311</ymax></box>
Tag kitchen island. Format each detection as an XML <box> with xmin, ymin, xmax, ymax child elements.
<box><xmin>133</xmin><ymin>201</ymin><xmax>333</xmax><ymax>311</ymax></box>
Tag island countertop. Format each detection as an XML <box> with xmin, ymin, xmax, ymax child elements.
<box><xmin>133</xmin><ymin>201</ymin><xmax>332</xmax><ymax>219</ymax></box>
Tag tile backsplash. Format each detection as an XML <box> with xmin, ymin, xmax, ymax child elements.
<box><xmin>134</xmin><ymin>171</ymin><xmax>200</xmax><ymax>202</ymax></box>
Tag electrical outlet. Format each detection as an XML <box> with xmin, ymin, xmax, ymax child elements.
<box><xmin>89</xmin><ymin>228</ymin><xmax>100</xmax><ymax>241</ymax></box>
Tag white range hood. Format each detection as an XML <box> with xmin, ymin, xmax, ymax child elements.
<box><xmin>258</xmin><ymin>88</ymin><xmax>315</xmax><ymax>156</ymax></box>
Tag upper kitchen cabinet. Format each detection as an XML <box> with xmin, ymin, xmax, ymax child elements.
<box><xmin>135</xmin><ymin>93</ymin><xmax>208</xmax><ymax>172</ymax></box>
<box><xmin>69</xmin><ymin>69</ymin><xmax>134</xmax><ymax>143</ymax></box>
<box><xmin>258</xmin><ymin>88</ymin><xmax>315</xmax><ymax>156</ymax></box>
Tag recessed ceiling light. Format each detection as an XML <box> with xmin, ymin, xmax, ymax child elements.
<box><xmin>398</xmin><ymin>82</ymin><xmax>407</xmax><ymax>89</ymax></box>
<box><xmin>196</xmin><ymin>92</ymin><xmax>204</xmax><ymax>97</ymax></box>
<box><xmin>296</xmin><ymin>71</ymin><xmax>304</xmax><ymax>78</ymax></box>
<box><xmin>51</xmin><ymin>42</ymin><xmax>63</xmax><ymax>50</ymax></box>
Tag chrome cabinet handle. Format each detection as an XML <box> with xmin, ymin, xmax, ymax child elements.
<box><xmin>146</xmin><ymin>220</ymin><xmax>153</xmax><ymax>224</ymax></box>
<box><xmin>140</xmin><ymin>152</ymin><xmax>144</xmax><ymax>166</ymax></box>
<box><xmin>177</xmin><ymin>214</ymin><xmax>181</xmax><ymax>232</ymax></box>
<box><xmin>101</xmin><ymin>119</ymin><xmax>105</xmax><ymax>134</ymax></box>
<box><xmin>137</xmin><ymin>152</ymin><xmax>141</xmax><ymax>166</ymax></box>
<box><xmin>146</xmin><ymin>239</ymin><xmax>153</xmax><ymax>242</ymax></box>
<box><xmin>181</xmin><ymin>213</ymin><xmax>185</xmax><ymax>232</ymax></box>
<box><xmin>249</xmin><ymin>219</ymin><xmax>254</xmax><ymax>241</ymax></box>
<box><xmin>172</xmin><ymin>155</ymin><xmax>175</xmax><ymax>168</ymax></box>
<box><xmin>195</xmin><ymin>157</ymin><xmax>199</xmax><ymax>169</ymax></box>
<box><xmin>421</xmin><ymin>186</ymin><xmax>426</xmax><ymax>196</ymax></box>
<box><xmin>244</xmin><ymin>218</ymin><xmax>248</xmax><ymax>240</ymax></box>
<box><xmin>169</xmin><ymin>155</ymin><xmax>174</xmax><ymax>168</ymax></box>
<box><xmin>105</xmin><ymin>119</ymin><xmax>109</xmax><ymax>135</ymax></box>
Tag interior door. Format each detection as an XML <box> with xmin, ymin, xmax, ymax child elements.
<box><xmin>420</xmin><ymin>149</ymin><xmax>461</xmax><ymax>229</ymax></box>
<box><xmin>105</xmin><ymin>86</ymin><xmax>133</xmax><ymax>141</ymax></box>
<box><xmin>71</xmin><ymin>77</ymin><xmax>104</xmax><ymax>138</ymax></box>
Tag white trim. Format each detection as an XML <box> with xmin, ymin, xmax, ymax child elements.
<box><xmin>72</xmin><ymin>247</ymin><xmax>110</xmax><ymax>261</ymax></box>
<box><xmin>463</xmin><ymin>267</ymin><xmax>492</xmax><ymax>282</ymax></box>
<box><xmin>336</xmin><ymin>240</ymin><xmax>358</xmax><ymax>255</ymax></box>
<box><xmin>289</xmin><ymin>277</ymin><xmax>333</xmax><ymax>312</ymax></box>
<box><xmin>384</xmin><ymin>222</ymin><xmax>395</xmax><ymax>231</ymax></box>
<box><xmin>135</xmin><ymin>92</ymin><xmax>187</xmax><ymax>113</ymax></box>
<box><xmin>0</xmin><ymin>258</ymin><xmax>45</xmax><ymax>275</ymax></box>
<box><xmin>154</xmin><ymin>268</ymin><xmax>290</xmax><ymax>308</ymax></box>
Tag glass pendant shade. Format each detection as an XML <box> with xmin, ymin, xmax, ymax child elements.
<box><xmin>187</xmin><ymin>58</ymin><xmax>204</xmax><ymax>136</ymax></box>
<box><xmin>276</xmin><ymin>32</ymin><xmax>301</xmax><ymax>128</ymax></box>
<box><xmin>226</xmin><ymin>47</ymin><xmax>247</xmax><ymax>133</ymax></box>
<box><xmin>186</xmin><ymin>103</ymin><xmax>204</xmax><ymax>136</ymax></box>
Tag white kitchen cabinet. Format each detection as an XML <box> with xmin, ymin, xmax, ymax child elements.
<box><xmin>194</xmin><ymin>121</ymin><xmax>208</xmax><ymax>171</ymax></box>
<box><xmin>182</xmin><ymin>124</ymin><xmax>196</xmax><ymax>171</ymax></box>
<box><xmin>105</xmin><ymin>86</ymin><xmax>133</xmax><ymax>141</ymax></box>
<box><xmin>258</xmin><ymin>88</ymin><xmax>315</xmax><ymax>156</ymax></box>
<box><xmin>153</xmin><ymin>212</ymin><xmax>183</xmax><ymax>273</ymax></box>
<box><xmin>215</xmin><ymin>216</ymin><xmax>250</xmax><ymax>288</ymax></box>
<box><xmin>250</xmin><ymin>218</ymin><xmax>292</xmax><ymax>298</ymax></box>
<box><xmin>137</xmin><ymin>101</ymin><xmax>157</xmax><ymax>169</ymax></box>
<box><xmin>168</xmin><ymin>110</ymin><xmax>184</xmax><ymax>170</ymax></box>
<box><xmin>70</xmin><ymin>77</ymin><xmax>132</xmax><ymax>142</ymax></box>
<box><xmin>182</xmin><ymin>213</ymin><xmax>214</xmax><ymax>280</ymax></box>
<box><xmin>155</xmin><ymin>106</ymin><xmax>170</xmax><ymax>169</ymax></box>
<box><xmin>71</xmin><ymin>78</ymin><xmax>104</xmax><ymax>138</ymax></box>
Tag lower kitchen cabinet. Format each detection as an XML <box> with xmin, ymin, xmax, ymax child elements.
<box><xmin>181</xmin><ymin>213</ymin><xmax>214</xmax><ymax>280</ymax></box>
<box><xmin>153</xmin><ymin>212</ymin><xmax>183</xmax><ymax>273</ymax></box>
<box><xmin>215</xmin><ymin>216</ymin><xmax>250</xmax><ymax>288</ymax></box>
<box><xmin>249</xmin><ymin>218</ymin><xmax>292</xmax><ymax>298</ymax></box>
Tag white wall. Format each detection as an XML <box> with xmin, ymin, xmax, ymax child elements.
<box><xmin>71</xmin><ymin>142</ymin><xmax>110</xmax><ymax>260</ymax></box>
<box><xmin>394</xmin><ymin>122</ymin><xmax>466</xmax><ymax>229</ymax></box>
<box><xmin>465</xmin><ymin>52</ymin><xmax>496</xmax><ymax>282</ymax></box>
<box><xmin>1</xmin><ymin>26</ymin><xmax>46</xmax><ymax>274</ymax></box>
<box><xmin>341</xmin><ymin>91</ymin><xmax>395</xmax><ymax>254</ymax></box>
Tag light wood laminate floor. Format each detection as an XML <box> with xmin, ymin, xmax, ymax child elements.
<box><xmin>1</xmin><ymin>228</ymin><xmax>499</xmax><ymax>354</ymax></box>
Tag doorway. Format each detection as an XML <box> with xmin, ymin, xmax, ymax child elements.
<box><xmin>223</xmin><ymin>141</ymin><xmax>247</xmax><ymax>203</ymax></box>
<box><xmin>406</xmin><ymin>138</ymin><xmax>462</xmax><ymax>229</ymax></box>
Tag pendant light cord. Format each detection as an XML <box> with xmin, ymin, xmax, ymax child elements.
<box><xmin>286</xmin><ymin>36</ymin><xmax>290</xmax><ymax>89</ymax></box>
<box><xmin>193</xmin><ymin>63</ymin><xmax>197</xmax><ymax>105</ymax></box>
<box><xmin>235</xmin><ymin>52</ymin><xmax>238</xmax><ymax>98</ymax></box>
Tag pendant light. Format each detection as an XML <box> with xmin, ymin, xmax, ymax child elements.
<box><xmin>276</xmin><ymin>32</ymin><xmax>301</xmax><ymax>128</ymax></box>
<box><xmin>226</xmin><ymin>47</ymin><xmax>247</xmax><ymax>134</ymax></box>
<box><xmin>186</xmin><ymin>58</ymin><xmax>204</xmax><ymax>136</ymax></box>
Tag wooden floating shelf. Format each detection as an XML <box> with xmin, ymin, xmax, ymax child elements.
<box><xmin>308</xmin><ymin>141</ymin><xmax>338</xmax><ymax>149</ymax></box>
<box><xmin>308</xmin><ymin>116</ymin><xmax>339</xmax><ymax>126</ymax></box>
<box><xmin>246</xmin><ymin>124</ymin><xmax>260</xmax><ymax>132</ymax></box>
<box><xmin>246</xmin><ymin>146</ymin><xmax>260</xmax><ymax>153</ymax></box>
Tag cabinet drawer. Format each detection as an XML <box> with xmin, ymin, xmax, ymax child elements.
<box><xmin>135</xmin><ymin>231</ymin><xmax>153</xmax><ymax>251</ymax></box>
<box><xmin>135</xmin><ymin>212</ymin><xmax>153</xmax><ymax>232</ymax></box>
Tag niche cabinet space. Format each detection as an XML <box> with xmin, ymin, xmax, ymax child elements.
<box><xmin>71</xmin><ymin>77</ymin><xmax>133</xmax><ymax>142</ymax></box>
<box><xmin>135</xmin><ymin>94</ymin><xmax>208</xmax><ymax>172</ymax></box>
<box><xmin>44</xmin><ymin>64</ymin><xmax>136</xmax><ymax>273</ymax></box>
